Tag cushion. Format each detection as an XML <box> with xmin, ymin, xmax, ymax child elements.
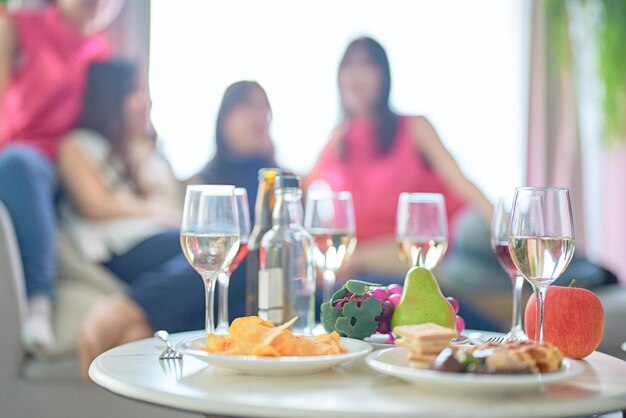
<box><xmin>51</xmin><ymin>232</ymin><xmax>126</xmax><ymax>357</ymax></box>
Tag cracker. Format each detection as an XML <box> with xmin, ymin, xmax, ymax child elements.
<box><xmin>394</xmin><ymin>323</ymin><xmax>458</xmax><ymax>342</ymax></box>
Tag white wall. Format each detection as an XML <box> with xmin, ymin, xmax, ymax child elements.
<box><xmin>150</xmin><ymin>0</ymin><xmax>529</xmax><ymax>201</ymax></box>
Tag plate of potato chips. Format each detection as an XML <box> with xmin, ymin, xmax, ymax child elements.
<box><xmin>177</xmin><ymin>316</ymin><xmax>372</xmax><ymax>376</ymax></box>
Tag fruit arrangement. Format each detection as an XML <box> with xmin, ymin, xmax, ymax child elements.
<box><xmin>321</xmin><ymin>267</ymin><xmax>465</xmax><ymax>341</ymax></box>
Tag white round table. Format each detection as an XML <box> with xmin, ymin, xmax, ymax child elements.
<box><xmin>90</xmin><ymin>330</ymin><xmax>626</xmax><ymax>418</ymax></box>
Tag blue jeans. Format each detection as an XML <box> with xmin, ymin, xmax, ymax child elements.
<box><xmin>103</xmin><ymin>230</ymin><xmax>248</xmax><ymax>332</ymax></box>
<box><xmin>103</xmin><ymin>230</ymin><xmax>207</xmax><ymax>332</ymax></box>
<box><xmin>0</xmin><ymin>145</ymin><xmax>58</xmax><ymax>298</ymax></box>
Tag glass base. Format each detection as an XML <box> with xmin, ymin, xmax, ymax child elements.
<box><xmin>504</xmin><ymin>328</ymin><xmax>529</xmax><ymax>341</ymax></box>
<box><xmin>312</xmin><ymin>323</ymin><xmax>326</xmax><ymax>336</ymax></box>
<box><xmin>214</xmin><ymin>325</ymin><xmax>230</xmax><ymax>336</ymax></box>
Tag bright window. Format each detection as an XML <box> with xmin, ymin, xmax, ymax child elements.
<box><xmin>150</xmin><ymin>0</ymin><xmax>529</xmax><ymax>201</ymax></box>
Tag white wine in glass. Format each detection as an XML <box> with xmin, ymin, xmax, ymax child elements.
<box><xmin>305</xmin><ymin>191</ymin><xmax>357</xmax><ymax>302</ymax></box>
<box><xmin>508</xmin><ymin>187</ymin><xmax>575</xmax><ymax>342</ymax></box>
<box><xmin>180</xmin><ymin>185</ymin><xmax>240</xmax><ymax>336</ymax></box>
<box><xmin>180</xmin><ymin>234</ymin><xmax>241</xmax><ymax>274</ymax></box>
<box><xmin>396</xmin><ymin>193</ymin><xmax>448</xmax><ymax>269</ymax></box>
<box><xmin>397</xmin><ymin>237</ymin><xmax>448</xmax><ymax>270</ymax></box>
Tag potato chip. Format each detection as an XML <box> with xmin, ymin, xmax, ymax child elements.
<box><xmin>204</xmin><ymin>316</ymin><xmax>347</xmax><ymax>357</ymax></box>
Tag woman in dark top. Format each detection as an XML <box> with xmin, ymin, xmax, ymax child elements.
<box><xmin>194</xmin><ymin>80</ymin><xmax>279</xmax><ymax>321</ymax></box>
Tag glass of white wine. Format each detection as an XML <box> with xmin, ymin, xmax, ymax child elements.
<box><xmin>305</xmin><ymin>190</ymin><xmax>357</xmax><ymax>302</ymax></box>
<box><xmin>180</xmin><ymin>185</ymin><xmax>240</xmax><ymax>335</ymax></box>
<box><xmin>215</xmin><ymin>188</ymin><xmax>251</xmax><ymax>335</ymax></box>
<box><xmin>396</xmin><ymin>193</ymin><xmax>448</xmax><ymax>269</ymax></box>
<box><xmin>508</xmin><ymin>187</ymin><xmax>575</xmax><ymax>342</ymax></box>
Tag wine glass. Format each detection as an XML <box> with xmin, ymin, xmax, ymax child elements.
<box><xmin>305</xmin><ymin>190</ymin><xmax>357</xmax><ymax>302</ymax></box>
<box><xmin>215</xmin><ymin>188</ymin><xmax>251</xmax><ymax>335</ymax></box>
<box><xmin>508</xmin><ymin>187</ymin><xmax>575</xmax><ymax>342</ymax></box>
<box><xmin>180</xmin><ymin>185</ymin><xmax>240</xmax><ymax>335</ymax></box>
<box><xmin>490</xmin><ymin>198</ymin><xmax>528</xmax><ymax>341</ymax></box>
<box><xmin>396</xmin><ymin>193</ymin><xmax>448</xmax><ymax>269</ymax></box>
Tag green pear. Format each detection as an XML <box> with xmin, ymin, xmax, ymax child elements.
<box><xmin>391</xmin><ymin>267</ymin><xmax>456</xmax><ymax>330</ymax></box>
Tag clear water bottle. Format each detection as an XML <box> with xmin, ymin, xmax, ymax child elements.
<box><xmin>259</xmin><ymin>175</ymin><xmax>316</xmax><ymax>333</ymax></box>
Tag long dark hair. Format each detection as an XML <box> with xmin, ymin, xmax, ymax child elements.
<box><xmin>76</xmin><ymin>60</ymin><xmax>144</xmax><ymax>195</ymax></box>
<box><xmin>339</xmin><ymin>37</ymin><xmax>398</xmax><ymax>158</ymax></box>
<box><xmin>210</xmin><ymin>80</ymin><xmax>276</xmax><ymax>170</ymax></box>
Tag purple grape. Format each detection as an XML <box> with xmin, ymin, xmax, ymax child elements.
<box><xmin>447</xmin><ymin>297</ymin><xmax>460</xmax><ymax>314</ymax></box>
<box><xmin>455</xmin><ymin>315</ymin><xmax>465</xmax><ymax>333</ymax></box>
<box><xmin>371</xmin><ymin>288</ymin><xmax>387</xmax><ymax>301</ymax></box>
<box><xmin>377</xmin><ymin>322</ymin><xmax>391</xmax><ymax>334</ymax></box>
<box><xmin>387</xmin><ymin>284</ymin><xmax>403</xmax><ymax>295</ymax></box>
<box><xmin>388</xmin><ymin>293</ymin><xmax>401</xmax><ymax>308</ymax></box>
<box><xmin>381</xmin><ymin>300</ymin><xmax>394</xmax><ymax>316</ymax></box>
<box><xmin>375</xmin><ymin>301</ymin><xmax>394</xmax><ymax>334</ymax></box>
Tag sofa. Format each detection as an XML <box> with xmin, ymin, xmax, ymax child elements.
<box><xmin>0</xmin><ymin>202</ymin><xmax>199</xmax><ymax>418</ymax></box>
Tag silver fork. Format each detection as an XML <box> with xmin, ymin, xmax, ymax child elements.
<box><xmin>154</xmin><ymin>330</ymin><xmax>183</xmax><ymax>360</ymax></box>
<box><xmin>483</xmin><ymin>336</ymin><xmax>512</xmax><ymax>344</ymax></box>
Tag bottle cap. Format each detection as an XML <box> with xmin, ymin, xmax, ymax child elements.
<box><xmin>275</xmin><ymin>175</ymin><xmax>301</xmax><ymax>189</ymax></box>
<box><xmin>258</xmin><ymin>168</ymin><xmax>282</xmax><ymax>181</ymax></box>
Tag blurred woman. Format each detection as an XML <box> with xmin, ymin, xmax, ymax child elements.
<box><xmin>0</xmin><ymin>0</ymin><xmax>123</xmax><ymax>353</ymax></box>
<box><xmin>57</xmin><ymin>60</ymin><xmax>202</xmax><ymax>377</ymax></box>
<box><xmin>193</xmin><ymin>80</ymin><xmax>279</xmax><ymax>321</ymax></box>
<box><xmin>308</xmin><ymin>37</ymin><xmax>492</xmax><ymax>280</ymax></box>
<box><xmin>67</xmin><ymin>75</ymin><xmax>279</xmax><ymax>376</ymax></box>
<box><xmin>195</xmin><ymin>81</ymin><xmax>277</xmax><ymax>207</ymax></box>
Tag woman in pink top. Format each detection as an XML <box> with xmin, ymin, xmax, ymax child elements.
<box><xmin>0</xmin><ymin>0</ymin><xmax>122</xmax><ymax>353</ymax></box>
<box><xmin>308</xmin><ymin>37</ymin><xmax>492</xmax><ymax>281</ymax></box>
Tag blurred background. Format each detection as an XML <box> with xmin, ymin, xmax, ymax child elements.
<box><xmin>7</xmin><ymin>0</ymin><xmax>623</xmax><ymax>278</ymax></box>
<box><xmin>146</xmin><ymin>0</ymin><xmax>625</xmax><ymax>282</ymax></box>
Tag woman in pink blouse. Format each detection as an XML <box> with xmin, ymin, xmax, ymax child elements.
<box><xmin>308</xmin><ymin>37</ymin><xmax>492</xmax><ymax>282</ymax></box>
<box><xmin>0</xmin><ymin>0</ymin><xmax>123</xmax><ymax>353</ymax></box>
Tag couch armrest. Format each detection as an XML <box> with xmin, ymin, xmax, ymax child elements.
<box><xmin>0</xmin><ymin>201</ymin><xmax>28</xmax><ymax>382</ymax></box>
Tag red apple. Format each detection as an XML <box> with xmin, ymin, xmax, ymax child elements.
<box><xmin>525</xmin><ymin>283</ymin><xmax>604</xmax><ymax>359</ymax></box>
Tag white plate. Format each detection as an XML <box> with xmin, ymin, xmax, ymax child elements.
<box><xmin>366</xmin><ymin>347</ymin><xmax>585</xmax><ymax>395</ymax></box>
<box><xmin>364</xmin><ymin>334</ymin><xmax>393</xmax><ymax>350</ymax></box>
<box><xmin>177</xmin><ymin>335</ymin><xmax>372</xmax><ymax>376</ymax></box>
<box><xmin>364</xmin><ymin>333</ymin><xmax>470</xmax><ymax>350</ymax></box>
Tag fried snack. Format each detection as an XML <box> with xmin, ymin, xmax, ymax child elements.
<box><xmin>394</xmin><ymin>323</ymin><xmax>458</xmax><ymax>369</ymax></box>
<box><xmin>473</xmin><ymin>340</ymin><xmax>564</xmax><ymax>373</ymax></box>
<box><xmin>204</xmin><ymin>316</ymin><xmax>347</xmax><ymax>357</ymax></box>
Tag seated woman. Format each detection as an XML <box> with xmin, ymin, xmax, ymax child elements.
<box><xmin>307</xmin><ymin>37</ymin><xmax>492</xmax><ymax>282</ymax></box>
<box><xmin>0</xmin><ymin>0</ymin><xmax>121</xmax><ymax>354</ymax></box>
<box><xmin>57</xmin><ymin>60</ymin><xmax>204</xmax><ymax>377</ymax></box>
<box><xmin>192</xmin><ymin>80</ymin><xmax>279</xmax><ymax>321</ymax></box>
<box><xmin>63</xmin><ymin>72</ymin><xmax>280</xmax><ymax>376</ymax></box>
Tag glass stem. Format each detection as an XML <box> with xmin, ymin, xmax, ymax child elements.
<box><xmin>322</xmin><ymin>269</ymin><xmax>337</xmax><ymax>302</ymax></box>
<box><xmin>510</xmin><ymin>275</ymin><xmax>525</xmax><ymax>335</ymax></box>
<box><xmin>202</xmin><ymin>274</ymin><xmax>217</xmax><ymax>335</ymax></box>
<box><xmin>533</xmin><ymin>285</ymin><xmax>548</xmax><ymax>342</ymax></box>
<box><xmin>215</xmin><ymin>271</ymin><xmax>231</xmax><ymax>335</ymax></box>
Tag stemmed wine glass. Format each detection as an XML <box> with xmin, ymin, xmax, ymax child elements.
<box><xmin>490</xmin><ymin>198</ymin><xmax>528</xmax><ymax>341</ymax></box>
<box><xmin>508</xmin><ymin>187</ymin><xmax>575</xmax><ymax>342</ymax></box>
<box><xmin>305</xmin><ymin>191</ymin><xmax>357</xmax><ymax>302</ymax></box>
<box><xmin>396</xmin><ymin>193</ymin><xmax>448</xmax><ymax>269</ymax></box>
<box><xmin>215</xmin><ymin>188</ymin><xmax>251</xmax><ymax>335</ymax></box>
<box><xmin>180</xmin><ymin>185</ymin><xmax>240</xmax><ymax>335</ymax></box>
